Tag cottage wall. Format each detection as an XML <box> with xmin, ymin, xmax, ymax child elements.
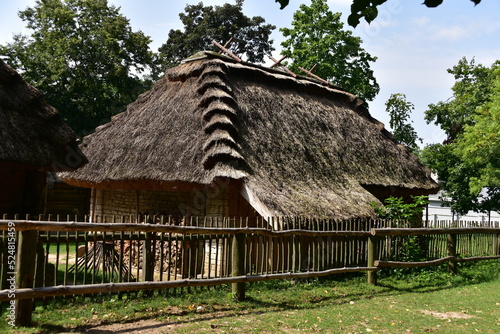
<box><xmin>0</xmin><ymin>164</ymin><xmax>26</xmax><ymax>215</ymax></box>
<box><xmin>0</xmin><ymin>163</ymin><xmax>46</xmax><ymax>216</ymax></box>
<box><xmin>90</xmin><ymin>185</ymin><xmax>229</xmax><ymax>221</ymax></box>
<box><xmin>45</xmin><ymin>182</ymin><xmax>91</xmax><ymax>217</ymax></box>
<box><xmin>86</xmin><ymin>181</ymin><xmax>263</xmax><ymax>278</ymax></box>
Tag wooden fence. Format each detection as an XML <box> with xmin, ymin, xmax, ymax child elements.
<box><xmin>367</xmin><ymin>227</ymin><xmax>500</xmax><ymax>284</ymax></box>
<box><xmin>0</xmin><ymin>216</ymin><xmax>499</xmax><ymax>326</ymax></box>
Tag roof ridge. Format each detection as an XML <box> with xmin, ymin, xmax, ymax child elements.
<box><xmin>184</xmin><ymin>51</ymin><xmax>347</xmax><ymax>90</ymax></box>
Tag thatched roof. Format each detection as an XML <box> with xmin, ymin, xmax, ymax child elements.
<box><xmin>0</xmin><ymin>59</ymin><xmax>87</xmax><ymax>171</ymax></box>
<box><xmin>61</xmin><ymin>51</ymin><xmax>438</xmax><ymax>218</ymax></box>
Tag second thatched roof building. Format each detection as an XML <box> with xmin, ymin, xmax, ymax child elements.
<box><xmin>0</xmin><ymin>59</ymin><xmax>87</xmax><ymax>216</ymax></box>
<box><xmin>61</xmin><ymin>51</ymin><xmax>438</xmax><ymax>221</ymax></box>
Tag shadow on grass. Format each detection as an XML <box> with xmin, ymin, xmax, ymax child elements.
<box><xmin>22</xmin><ymin>261</ymin><xmax>500</xmax><ymax>333</ymax></box>
<box><xmin>26</xmin><ymin>284</ymin><xmax>425</xmax><ymax>333</ymax></box>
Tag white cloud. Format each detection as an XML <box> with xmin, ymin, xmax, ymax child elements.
<box><xmin>201</xmin><ymin>0</ymin><xmax>231</xmax><ymax>5</ymax></box>
<box><xmin>476</xmin><ymin>52</ymin><xmax>500</xmax><ymax>67</ymax></box>
<box><xmin>482</xmin><ymin>20</ymin><xmax>500</xmax><ymax>34</ymax></box>
<box><xmin>425</xmin><ymin>15</ymin><xmax>500</xmax><ymax>42</ymax></box>
<box><xmin>411</xmin><ymin>16</ymin><xmax>430</xmax><ymax>26</ymax></box>
<box><xmin>327</xmin><ymin>0</ymin><xmax>352</xmax><ymax>8</ymax></box>
<box><xmin>431</xmin><ymin>26</ymin><xmax>469</xmax><ymax>41</ymax></box>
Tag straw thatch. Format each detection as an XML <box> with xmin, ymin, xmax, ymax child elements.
<box><xmin>0</xmin><ymin>59</ymin><xmax>87</xmax><ymax>171</ymax></box>
<box><xmin>61</xmin><ymin>51</ymin><xmax>438</xmax><ymax>219</ymax></box>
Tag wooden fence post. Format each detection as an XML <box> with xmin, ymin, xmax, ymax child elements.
<box><xmin>15</xmin><ymin>230</ymin><xmax>38</xmax><ymax>326</ymax></box>
<box><xmin>143</xmin><ymin>233</ymin><xmax>154</xmax><ymax>282</ymax></box>
<box><xmin>496</xmin><ymin>233</ymin><xmax>500</xmax><ymax>256</ymax></box>
<box><xmin>231</xmin><ymin>233</ymin><xmax>245</xmax><ymax>301</ymax></box>
<box><xmin>447</xmin><ymin>233</ymin><xmax>457</xmax><ymax>274</ymax></box>
<box><xmin>367</xmin><ymin>235</ymin><xmax>378</xmax><ymax>285</ymax></box>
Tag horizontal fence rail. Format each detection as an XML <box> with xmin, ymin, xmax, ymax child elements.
<box><xmin>371</xmin><ymin>227</ymin><xmax>500</xmax><ymax>236</ymax></box>
<box><xmin>1</xmin><ymin>267</ymin><xmax>379</xmax><ymax>301</ymax></box>
<box><xmin>1</xmin><ymin>220</ymin><xmax>373</xmax><ymax>236</ymax></box>
<box><xmin>1</xmin><ymin>217</ymin><xmax>499</xmax><ymax>326</ymax></box>
<box><xmin>369</xmin><ymin>227</ymin><xmax>500</xmax><ymax>280</ymax></box>
<box><xmin>374</xmin><ymin>255</ymin><xmax>500</xmax><ymax>268</ymax></box>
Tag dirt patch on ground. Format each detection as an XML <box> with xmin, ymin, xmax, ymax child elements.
<box><xmin>70</xmin><ymin>306</ymin><xmax>236</xmax><ymax>333</ymax></box>
<box><xmin>47</xmin><ymin>254</ymin><xmax>76</xmax><ymax>265</ymax></box>
<box><xmin>421</xmin><ymin>310</ymin><xmax>475</xmax><ymax>319</ymax></box>
<box><xmin>82</xmin><ymin>319</ymin><xmax>179</xmax><ymax>333</ymax></box>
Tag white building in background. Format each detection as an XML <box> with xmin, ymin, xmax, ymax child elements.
<box><xmin>424</xmin><ymin>191</ymin><xmax>500</xmax><ymax>227</ymax></box>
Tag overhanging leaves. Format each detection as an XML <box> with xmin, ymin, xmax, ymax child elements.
<box><xmin>275</xmin><ymin>0</ymin><xmax>483</xmax><ymax>28</ymax></box>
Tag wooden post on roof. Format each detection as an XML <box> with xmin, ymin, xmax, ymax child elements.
<box><xmin>308</xmin><ymin>63</ymin><xmax>318</xmax><ymax>73</ymax></box>
<box><xmin>218</xmin><ymin>37</ymin><xmax>233</xmax><ymax>54</ymax></box>
<box><xmin>15</xmin><ymin>230</ymin><xmax>38</xmax><ymax>326</ymax></box>
<box><xmin>212</xmin><ymin>40</ymin><xmax>242</xmax><ymax>62</ymax></box>
<box><xmin>298</xmin><ymin>65</ymin><xmax>330</xmax><ymax>85</ymax></box>
<box><xmin>269</xmin><ymin>55</ymin><xmax>286</xmax><ymax>68</ymax></box>
<box><xmin>268</xmin><ymin>55</ymin><xmax>297</xmax><ymax>77</ymax></box>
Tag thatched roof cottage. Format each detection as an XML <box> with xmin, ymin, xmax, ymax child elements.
<box><xmin>61</xmin><ymin>51</ymin><xmax>438</xmax><ymax>221</ymax></box>
<box><xmin>0</xmin><ymin>59</ymin><xmax>87</xmax><ymax>216</ymax></box>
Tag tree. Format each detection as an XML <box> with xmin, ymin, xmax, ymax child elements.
<box><xmin>371</xmin><ymin>195</ymin><xmax>430</xmax><ymax>271</ymax></box>
<box><xmin>421</xmin><ymin>58</ymin><xmax>500</xmax><ymax>214</ymax></box>
<box><xmin>425</xmin><ymin>57</ymin><xmax>494</xmax><ymax>143</ymax></box>
<box><xmin>455</xmin><ymin>67</ymin><xmax>500</xmax><ymax>199</ymax></box>
<box><xmin>371</xmin><ymin>195</ymin><xmax>429</xmax><ymax>224</ymax></box>
<box><xmin>0</xmin><ymin>0</ymin><xmax>156</xmax><ymax>136</ymax></box>
<box><xmin>385</xmin><ymin>93</ymin><xmax>422</xmax><ymax>152</ymax></box>
<box><xmin>158</xmin><ymin>0</ymin><xmax>275</xmax><ymax>70</ymax></box>
<box><xmin>280</xmin><ymin>0</ymin><xmax>379</xmax><ymax>102</ymax></box>
<box><xmin>274</xmin><ymin>0</ymin><xmax>482</xmax><ymax>27</ymax></box>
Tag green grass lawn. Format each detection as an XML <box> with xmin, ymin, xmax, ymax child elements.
<box><xmin>3</xmin><ymin>261</ymin><xmax>500</xmax><ymax>333</ymax></box>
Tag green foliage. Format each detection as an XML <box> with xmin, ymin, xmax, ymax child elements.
<box><xmin>385</xmin><ymin>93</ymin><xmax>422</xmax><ymax>152</ymax></box>
<box><xmin>280</xmin><ymin>0</ymin><xmax>379</xmax><ymax>102</ymax></box>
<box><xmin>419</xmin><ymin>143</ymin><xmax>455</xmax><ymax>186</ymax></box>
<box><xmin>158</xmin><ymin>0</ymin><xmax>275</xmax><ymax>70</ymax></box>
<box><xmin>0</xmin><ymin>0</ymin><xmax>156</xmax><ymax>136</ymax></box>
<box><xmin>455</xmin><ymin>67</ymin><xmax>500</xmax><ymax>194</ymax></box>
<box><xmin>347</xmin><ymin>0</ymin><xmax>387</xmax><ymax>27</ymax></box>
<box><xmin>425</xmin><ymin>57</ymin><xmax>494</xmax><ymax>142</ymax></box>
<box><xmin>371</xmin><ymin>196</ymin><xmax>430</xmax><ymax>276</ymax></box>
<box><xmin>420</xmin><ymin>142</ymin><xmax>481</xmax><ymax>214</ymax></box>
<box><xmin>398</xmin><ymin>236</ymin><xmax>426</xmax><ymax>261</ymax></box>
<box><xmin>421</xmin><ymin>58</ymin><xmax>500</xmax><ymax>214</ymax></box>
<box><xmin>275</xmin><ymin>0</ymin><xmax>289</xmax><ymax>10</ymax></box>
<box><xmin>371</xmin><ymin>195</ymin><xmax>428</xmax><ymax>224</ymax></box>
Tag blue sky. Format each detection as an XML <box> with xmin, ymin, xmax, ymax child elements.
<box><xmin>1</xmin><ymin>0</ymin><xmax>499</xmax><ymax>146</ymax></box>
